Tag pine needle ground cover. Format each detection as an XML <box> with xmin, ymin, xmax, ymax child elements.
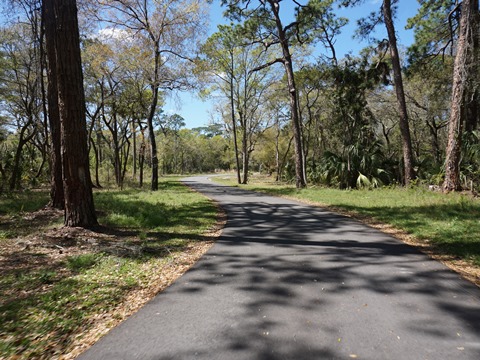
<box><xmin>214</xmin><ymin>175</ymin><xmax>480</xmax><ymax>282</ymax></box>
<box><xmin>0</xmin><ymin>178</ymin><xmax>219</xmax><ymax>359</ymax></box>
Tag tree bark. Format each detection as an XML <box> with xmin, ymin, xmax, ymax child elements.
<box><xmin>43</xmin><ymin>0</ymin><xmax>64</xmax><ymax>209</ymax></box>
<box><xmin>383</xmin><ymin>0</ymin><xmax>415</xmax><ymax>186</ymax></box>
<box><xmin>465</xmin><ymin>0</ymin><xmax>479</xmax><ymax>133</ymax></box>
<box><xmin>443</xmin><ymin>0</ymin><xmax>477</xmax><ymax>192</ymax></box>
<box><xmin>50</xmin><ymin>0</ymin><xmax>97</xmax><ymax>227</ymax></box>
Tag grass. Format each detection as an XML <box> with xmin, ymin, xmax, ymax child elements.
<box><xmin>94</xmin><ymin>180</ymin><xmax>215</xmax><ymax>235</ymax></box>
<box><xmin>0</xmin><ymin>190</ymin><xmax>57</xmax><ymax>240</ymax></box>
<box><xmin>214</xmin><ymin>174</ymin><xmax>480</xmax><ymax>267</ymax></box>
<box><xmin>0</xmin><ymin>190</ymin><xmax>50</xmax><ymax>215</ymax></box>
<box><xmin>0</xmin><ymin>178</ymin><xmax>218</xmax><ymax>359</ymax></box>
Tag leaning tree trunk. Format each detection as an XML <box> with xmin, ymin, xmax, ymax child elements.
<box><xmin>383</xmin><ymin>0</ymin><xmax>415</xmax><ymax>186</ymax></box>
<box><xmin>43</xmin><ymin>0</ymin><xmax>64</xmax><ymax>209</ymax></box>
<box><xmin>443</xmin><ymin>0</ymin><xmax>476</xmax><ymax>192</ymax></box>
<box><xmin>50</xmin><ymin>0</ymin><xmax>97</xmax><ymax>227</ymax></box>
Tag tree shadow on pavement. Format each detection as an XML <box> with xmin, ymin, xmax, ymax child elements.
<box><xmin>172</xmin><ymin>179</ymin><xmax>480</xmax><ymax>360</ymax></box>
<box><xmin>79</xmin><ymin>178</ymin><xmax>480</xmax><ymax>360</ymax></box>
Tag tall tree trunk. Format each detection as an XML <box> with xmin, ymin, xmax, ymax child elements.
<box><xmin>230</xmin><ymin>55</ymin><xmax>242</xmax><ymax>184</ymax></box>
<box><xmin>43</xmin><ymin>0</ymin><xmax>64</xmax><ymax>209</ymax></box>
<box><xmin>94</xmin><ymin>116</ymin><xmax>103</xmax><ymax>187</ymax></box>
<box><xmin>240</xmin><ymin>112</ymin><xmax>249</xmax><ymax>184</ymax></box>
<box><xmin>284</xmin><ymin>53</ymin><xmax>306</xmax><ymax>189</ymax></box>
<box><xmin>147</xmin><ymin>115</ymin><xmax>158</xmax><ymax>190</ymax></box>
<box><xmin>9</xmin><ymin>124</ymin><xmax>35</xmax><ymax>191</ymax></box>
<box><xmin>426</xmin><ymin>118</ymin><xmax>442</xmax><ymax>166</ymax></box>
<box><xmin>86</xmin><ymin>105</ymin><xmax>102</xmax><ymax>188</ymax></box>
<box><xmin>51</xmin><ymin>0</ymin><xmax>97</xmax><ymax>227</ymax></box>
<box><xmin>465</xmin><ymin>0</ymin><xmax>479</xmax><ymax>133</ymax></box>
<box><xmin>39</xmin><ymin>10</ymin><xmax>50</xmax><ymax>185</ymax></box>
<box><xmin>443</xmin><ymin>0</ymin><xmax>477</xmax><ymax>192</ymax></box>
<box><xmin>139</xmin><ymin>146</ymin><xmax>145</xmax><ymax>188</ymax></box>
<box><xmin>90</xmin><ymin>137</ymin><xmax>102</xmax><ymax>188</ymax></box>
<box><xmin>0</xmin><ymin>164</ymin><xmax>6</xmax><ymax>193</ymax></box>
<box><xmin>112</xmin><ymin>114</ymin><xmax>122</xmax><ymax>187</ymax></box>
<box><xmin>383</xmin><ymin>0</ymin><xmax>415</xmax><ymax>186</ymax></box>
<box><xmin>275</xmin><ymin>118</ymin><xmax>281</xmax><ymax>182</ymax></box>
<box><xmin>121</xmin><ymin>138</ymin><xmax>130</xmax><ymax>188</ymax></box>
<box><xmin>465</xmin><ymin>88</ymin><xmax>479</xmax><ymax>132</ymax></box>
<box><xmin>138</xmin><ymin>120</ymin><xmax>146</xmax><ymax>188</ymax></box>
<box><xmin>132</xmin><ymin>121</ymin><xmax>137</xmax><ymax>180</ymax></box>
<box><xmin>147</xmin><ymin>44</ymin><xmax>161</xmax><ymax>191</ymax></box>
<box><xmin>242</xmin><ymin>148</ymin><xmax>249</xmax><ymax>184</ymax></box>
<box><xmin>269</xmin><ymin>0</ymin><xmax>306</xmax><ymax>188</ymax></box>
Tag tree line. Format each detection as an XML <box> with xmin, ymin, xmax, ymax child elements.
<box><xmin>0</xmin><ymin>0</ymin><xmax>479</xmax><ymax>227</ymax></box>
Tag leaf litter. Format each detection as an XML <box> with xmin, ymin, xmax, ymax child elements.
<box><xmin>0</xmin><ymin>204</ymin><xmax>226</xmax><ymax>359</ymax></box>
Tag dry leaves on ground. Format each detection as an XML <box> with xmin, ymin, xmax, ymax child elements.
<box><xmin>0</xmin><ymin>204</ymin><xmax>227</xmax><ymax>360</ymax></box>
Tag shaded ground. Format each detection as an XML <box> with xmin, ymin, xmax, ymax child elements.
<box><xmin>275</xmin><ymin>195</ymin><xmax>480</xmax><ymax>287</ymax></box>
<box><xmin>78</xmin><ymin>176</ymin><xmax>480</xmax><ymax>360</ymax></box>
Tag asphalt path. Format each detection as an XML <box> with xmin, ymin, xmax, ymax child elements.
<box><xmin>78</xmin><ymin>175</ymin><xmax>480</xmax><ymax>360</ymax></box>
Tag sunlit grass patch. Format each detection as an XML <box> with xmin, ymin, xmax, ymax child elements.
<box><xmin>94</xmin><ymin>180</ymin><xmax>217</xmax><ymax>235</ymax></box>
<box><xmin>0</xmin><ymin>190</ymin><xmax>49</xmax><ymax>215</ymax></box>
<box><xmin>66</xmin><ymin>254</ymin><xmax>102</xmax><ymax>273</ymax></box>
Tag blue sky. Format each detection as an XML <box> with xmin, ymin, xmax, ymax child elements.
<box><xmin>164</xmin><ymin>0</ymin><xmax>421</xmax><ymax>129</ymax></box>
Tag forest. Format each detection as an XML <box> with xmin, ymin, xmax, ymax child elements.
<box><xmin>0</xmin><ymin>0</ymin><xmax>479</xmax><ymax>226</ymax></box>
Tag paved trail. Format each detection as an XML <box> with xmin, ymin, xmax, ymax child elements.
<box><xmin>78</xmin><ymin>175</ymin><xmax>480</xmax><ymax>360</ymax></box>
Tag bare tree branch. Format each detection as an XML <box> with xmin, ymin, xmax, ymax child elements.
<box><xmin>249</xmin><ymin>57</ymin><xmax>285</xmax><ymax>73</ymax></box>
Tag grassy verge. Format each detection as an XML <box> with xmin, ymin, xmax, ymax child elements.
<box><xmin>213</xmin><ymin>174</ymin><xmax>480</xmax><ymax>270</ymax></box>
<box><xmin>0</xmin><ymin>190</ymin><xmax>56</xmax><ymax>240</ymax></box>
<box><xmin>0</xmin><ymin>178</ymin><xmax>218</xmax><ymax>359</ymax></box>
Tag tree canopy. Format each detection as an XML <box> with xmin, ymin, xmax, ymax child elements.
<box><xmin>0</xmin><ymin>0</ymin><xmax>479</xmax><ymax>199</ymax></box>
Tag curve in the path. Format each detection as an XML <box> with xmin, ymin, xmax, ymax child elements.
<box><xmin>78</xmin><ymin>175</ymin><xmax>480</xmax><ymax>360</ymax></box>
